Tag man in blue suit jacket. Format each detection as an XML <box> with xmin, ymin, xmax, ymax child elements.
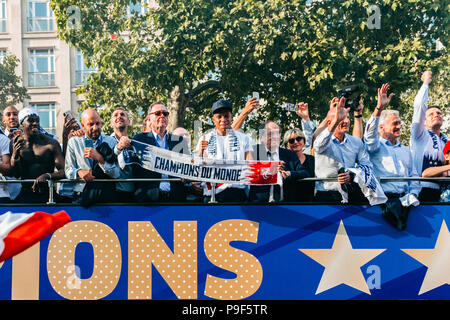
<box><xmin>249</xmin><ymin>121</ymin><xmax>311</xmax><ymax>203</ymax></box>
<box><xmin>132</xmin><ymin>102</ymin><xmax>189</xmax><ymax>202</ymax></box>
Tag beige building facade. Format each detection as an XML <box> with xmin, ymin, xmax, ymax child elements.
<box><xmin>0</xmin><ymin>0</ymin><xmax>94</xmax><ymax>139</ymax></box>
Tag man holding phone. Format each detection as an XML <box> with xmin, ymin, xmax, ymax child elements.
<box><xmin>10</xmin><ymin>108</ymin><xmax>65</xmax><ymax>203</ymax></box>
<box><xmin>65</xmin><ymin>108</ymin><xmax>120</xmax><ymax>207</ymax></box>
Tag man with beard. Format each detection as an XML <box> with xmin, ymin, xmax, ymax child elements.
<box><xmin>411</xmin><ymin>70</ymin><xmax>448</xmax><ymax>202</ymax></box>
<box><xmin>110</xmin><ymin>107</ymin><xmax>135</xmax><ymax>202</ymax></box>
<box><xmin>10</xmin><ymin>108</ymin><xmax>65</xmax><ymax>203</ymax></box>
<box><xmin>65</xmin><ymin>108</ymin><xmax>120</xmax><ymax>207</ymax></box>
<box><xmin>313</xmin><ymin>96</ymin><xmax>373</xmax><ymax>203</ymax></box>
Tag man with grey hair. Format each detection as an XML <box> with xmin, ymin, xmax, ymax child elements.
<box><xmin>364</xmin><ymin>83</ymin><xmax>421</xmax><ymax>230</ymax></box>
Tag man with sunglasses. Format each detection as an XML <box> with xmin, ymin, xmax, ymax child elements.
<box><xmin>249</xmin><ymin>121</ymin><xmax>310</xmax><ymax>203</ymax></box>
<box><xmin>131</xmin><ymin>102</ymin><xmax>189</xmax><ymax>203</ymax></box>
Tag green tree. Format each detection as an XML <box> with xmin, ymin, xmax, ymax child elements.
<box><xmin>0</xmin><ymin>54</ymin><xmax>29</xmax><ymax>111</ymax></box>
<box><xmin>49</xmin><ymin>0</ymin><xmax>448</xmax><ymax>137</ymax></box>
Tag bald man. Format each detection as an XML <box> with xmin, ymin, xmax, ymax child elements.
<box><xmin>2</xmin><ymin>106</ymin><xmax>19</xmax><ymax>138</ymax></box>
<box><xmin>65</xmin><ymin>108</ymin><xmax>120</xmax><ymax>207</ymax></box>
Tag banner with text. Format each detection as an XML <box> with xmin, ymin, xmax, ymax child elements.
<box><xmin>119</xmin><ymin>139</ymin><xmax>280</xmax><ymax>185</ymax></box>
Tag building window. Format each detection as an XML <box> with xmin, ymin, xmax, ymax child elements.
<box><xmin>31</xmin><ymin>103</ymin><xmax>56</xmax><ymax>135</ymax></box>
<box><xmin>28</xmin><ymin>48</ymin><xmax>55</xmax><ymax>87</ymax></box>
<box><xmin>0</xmin><ymin>0</ymin><xmax>6</xmax><ymax>33</ymax></box>
<box><xmin>27</xmin><ymin>0</ymin><xmax>54</xmax><ymax>32</ymax></box>
<box><xmin>76</xmin><ymin>49</ymin><xmax>96</xmax><ymax>85</ymax></box>
<box><xmin>0</xmin><ymin>49</ymin><xmax>6</xmax><ymax>63</ymax></box>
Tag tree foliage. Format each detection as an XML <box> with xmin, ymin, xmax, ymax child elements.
<box><xmin>49</xmin><ymin>0</ymin><xmax>448</xmax><ymax>137</ymax></box>
<box><xmin>0</xmin><ymin>54</ymin><xmax>29</xmax><ymax>111</ymax></box>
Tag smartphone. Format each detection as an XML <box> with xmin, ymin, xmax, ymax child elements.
<box><xmin>64</xmin><ymin>110</ymin><xmax>82</xmax><ymax>129</ymax></box>
<box><xmin>252</xmin><ymin>92</ymin><xmax>260</xmax><ymax>100</ymax></box>
<box><xmin>85</xmin><ymin>139</ymin><xmax>93</xmax><ymax>148</ymax></box>
<box><xmin>282</xmin><ymin>103</ymin><xmax>297</xmax><ymax>112</ymax></box>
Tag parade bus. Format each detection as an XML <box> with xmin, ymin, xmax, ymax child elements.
<box><xmin>0</xmin><ymin>177</ymin><xmax>448</xmax><ymax>301</ymax></box>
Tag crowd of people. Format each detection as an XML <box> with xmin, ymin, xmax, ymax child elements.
<box><xmin>0</xmin><ymin>72</ymin><xmax>448</xmax><ymax>221</ymax></box>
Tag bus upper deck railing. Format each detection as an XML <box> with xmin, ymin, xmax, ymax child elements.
<box><xmin>0</xmin><ymin>177</ymin><xmax>448</xmax><ymax>205</ymax></box>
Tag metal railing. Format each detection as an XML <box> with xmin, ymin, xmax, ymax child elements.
<box><xmin>0</xmin><ymin>177</ymin><xmax>448</xmax><ymax>205</ymax></box>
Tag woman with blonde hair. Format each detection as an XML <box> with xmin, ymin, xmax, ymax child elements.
<box><xmin>283</xmin><ymin>128</ymin><xmax>315</xmax><ymax>202</ymax></box>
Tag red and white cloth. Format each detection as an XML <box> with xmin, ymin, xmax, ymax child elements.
<box><xmin>0</xmin><ymin>211</ymin><xmax>71</xmax><ymax>263</ymax></box>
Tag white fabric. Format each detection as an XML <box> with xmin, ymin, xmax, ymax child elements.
<box><xmin>340</xmin><ymin>166</ymin><xmax>387</xmax><ymax>206</ymax></box>
<box><xmin>196</xmin><ymin>129</ymin><xmax>253</xmax><ymax>195</ymax></box>
<box><xmin>400</xmin><ymin>193</ymin><xmax>420</xmax><ymax>207</ymax></box>
<box><xmin>18</xmin><ymin>107</ymin><xmax>38</xmax><ymax>124</ymax></box>
<box><xmin>0</xmin><ymin>134</ymin><xmax>11</xmax><ymax>198</ymax></box>
<box><xmin>0</xmin><ymin>211</ymin><xmax>33</xmax><ymax>257</ymax></box>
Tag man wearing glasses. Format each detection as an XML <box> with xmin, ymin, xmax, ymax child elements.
<box><xmin>131</xmin><ymin>102</ymin><xmax>189</xmax><ymax>203</ymax></box>
<box><xmin>249</xmin><ymin>121</ymin><xmax>310</xmax><ymax>203</ymax></box>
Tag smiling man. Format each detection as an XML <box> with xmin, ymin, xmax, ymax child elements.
<box><xmin>10</xmin><ymin>108</ymin><xmax>65</xmax><ymax>203</ymax></box>
<box><xmin>364</xmin><ymin>84</ymin><xmax>421</xmax><ymax>229</ymax></box>
<box><xmin>196</xmin><ymin>99</ymin><xmax>253</xmax><ymax>203</ymax></box>
<box><xmin>411</xmin><ymin>71</ymin><xmax>448</xmax><ymax>202</ymax></box>
<box><xmin>313</xmin><ymin>96</ymin><xmax>373</xmax><ymax>203</ymax></box>
<box><xmin>130</xmin><ymin>102</ymin><xmax>188</xmax><ymax>203</ymax></box>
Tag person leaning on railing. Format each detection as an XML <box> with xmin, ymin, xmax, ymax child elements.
<box><xmin>9</xmin><ymin>108</ymin><xmax>66</xmax><ymax>203</ymax></box>
<box><xmin>364</xmin><ymin>83</ymin><xmax>421</xmax><ymax>230</ymax></box>
<box><xmin>422</xmin><ymin>141</ymin><xmax>450</xmax><ymax>202</ymax></box>
<box><xmin>410</xmin><ymin>70</ymin><xmax>448</xmax><ymax>202</ymax></box>
<box><xmin>65</xmin><ymin>108</ymin><xmax>120</xmax><ymax>208</ymax></box>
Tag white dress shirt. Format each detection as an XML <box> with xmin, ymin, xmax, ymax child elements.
<box><xmin>313</xmin><ymin>128</ymin><xmax>373</xmax><ymax>193</ymax></box>
<box><xmin>364</xmin><ymin>115</ymin><xmax>421</xmax><ymax>196</ymax></box>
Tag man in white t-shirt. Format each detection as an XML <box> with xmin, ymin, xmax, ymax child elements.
<box><xmin>196</xmin><ymin>99</ymin><xmax>253</xmax><ymax>203</ymax></box>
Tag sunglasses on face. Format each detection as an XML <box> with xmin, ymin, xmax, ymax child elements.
<box><xmin>288</xmin><ymin>136</ymin><xmax>304</xmax><ymax>144</ymax></box>
<box><xmin>150</xmin><ymin>110</ymin><xmax>169</xmax><ymax>117</ymax></box>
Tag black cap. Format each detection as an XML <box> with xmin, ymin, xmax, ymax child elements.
<box><xmin>211</xmin><ymin>99</ymin><xmax>232</xmax><ymax>115</ymax></box>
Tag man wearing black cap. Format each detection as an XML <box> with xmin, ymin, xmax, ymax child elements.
<box><xmin>196</xmin><ymin>99</ymin><xmax>254</xmax><ymax>203</ymax></box>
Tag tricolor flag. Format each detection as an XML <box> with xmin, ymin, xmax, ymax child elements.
<box><xmin>0</xmin><ymin>211</ymin><xmax>71</xmax><ymax>263</ymax></box>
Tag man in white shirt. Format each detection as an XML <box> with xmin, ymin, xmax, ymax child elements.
<box><xmin>364</xmin><ymin>83</ymin><xmax>421</xmax><ymax>230</ymax></box>
<box><xmin>410</xmin><ymin>70</ymin><xmax>448</xmax><ymax>202</ymax></box>
<box><xmin>197</xmin><ymin>99</ymin><xmax>253</xmax><ymax>203</ymax></box>
<box><xmin>313</xmin><ymin>96</ymin><xmax>373</xmax><ymax>203</ymax></box>
<box><xmin>129</xmin><ymin>102</ymin><xmax>188</xmax><ymax>202</ymax></box>
<box><xmin>65</xmin><ymin>108</ymin><xmax>120</xmax><ymax>207</ymax></box>
<box><xmin>1</xmin><ymin>106</ymin><xmax>20</xmax><ymax>200</ymax></box>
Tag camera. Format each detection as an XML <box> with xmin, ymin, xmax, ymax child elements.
<box><xmin>336</xmin><ymin>85</ymin><xmax>361</xmax><ymax>112</ymax></box>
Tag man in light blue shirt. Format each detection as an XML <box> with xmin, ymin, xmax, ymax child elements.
<box><xmin>65</xmin><ymin>108</ymin><xmax>120</xmax><ymax>207</ymax></box>
<box><xmin>364</xmin><ymin>83</ymin><xmax>421</xmax><ymax>199</ymax></box>
<box><xmin>410</xmin><ymin>71</ymin><xmax>448</xmax><ymax>202</ymax></box>
<box><xmin>313</xmin><ymin>96</ymin><xmax>373</xmax><ymax>203</ymax></box>
<box><xmin>365</xmin><ymin>84</ymin><xmax>422</xmax><ymax>230</ymax></box>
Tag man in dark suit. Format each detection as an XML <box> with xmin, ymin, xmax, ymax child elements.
<box><xmin>249</xmin><ymin>121</ymin><xmax>311</xmax><ymax>203</ymax></box>
<box><xmin>131</xmin><ymin>102</ymin><xmax>189</xmax><ymax>202</ymax></box>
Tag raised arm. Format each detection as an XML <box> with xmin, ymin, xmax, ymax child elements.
<box><xmin>411</xmin><ymin>71</ymin><xmax>432</xmax><ymax>140</ymax></box>
<box><xmin>352</xmin><ymin>95</ymin><xmax>364</xmax><ymax>139</ymax></box>
<box><xmin>232</xmin><ymin>97</ymin><xmax>260</xmax><ymax>131</ymax></box>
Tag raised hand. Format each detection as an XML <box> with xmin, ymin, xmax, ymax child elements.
<box><xmin>243</xmin><ymin>97</ymin><xmax>260</xmax><ymax>114</ymax></box>
<box><xmin>376</xmin><ymin>83</ymin><xmax>395</xmax><ymax>110</ymax></box>
<box><xmin>421</xmin><ymin>70</ymin><xmax>432</xmax><ymax>85</ymax></box>
<box><xmin>295</xmin><ymin>102</ymin><xmax>310</xmax><ymax>121</ymax></box>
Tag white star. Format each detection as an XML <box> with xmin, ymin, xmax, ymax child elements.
<box><xmin>402</xmin><ymin>220</ymin><xmax>450</xmax><ymax>295</ymax></box>
<box><xmin>299</xmin><ymin>220</ymin><xmax>385</xmax><ymax>295</ymax></box>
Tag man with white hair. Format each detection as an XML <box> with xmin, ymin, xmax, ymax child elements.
<box><xmin>364</xmin><ymin>84</ymin><xmax>421</xmax><ymax>230</ymax></box>
<box><xmin>410</xmin><ymin>71</ymin><xmax>448</xmax><ymax>202</ymax></box>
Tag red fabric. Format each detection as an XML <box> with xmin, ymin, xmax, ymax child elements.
<box><xmin>0</xmin><ymin>211</ymin><xmax>71</xmax><ymax>262</ymax></box>
<box><xmin>443</xmin><ymin>141</ymin><xmax>450</xmax><ymax>156</ymax></box>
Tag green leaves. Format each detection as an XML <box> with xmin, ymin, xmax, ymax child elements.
<box><xmin>49</xmin><ymin>0</ymin><xmax>448</xmax><ymax>135</ymax></box>
<box><xmin>0</xmin><ymin>54</ymin><xmax>29</xmax><ymax>110</ymax></box>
